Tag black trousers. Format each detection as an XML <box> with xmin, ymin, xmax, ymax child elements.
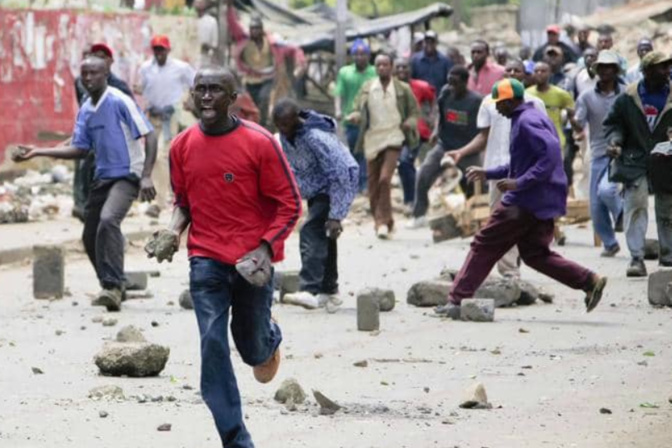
<box><xmin>83</xmin><ymin>178</ymin><xmax>138</xmax><ymax>289</ymax></box>
<box><xmin>299</xmin><ymin>194</ymin><xmax>338</xmax><ymax>295</ymax></box>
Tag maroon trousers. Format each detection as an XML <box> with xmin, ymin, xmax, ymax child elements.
<box><xmin>450</xmin><ymin>204</ymin><xmax>594</xmax><ymax>304</ymax></box>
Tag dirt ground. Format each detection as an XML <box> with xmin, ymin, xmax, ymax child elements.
<box><xmin>1</xmin><ymin>216</ymin><xmax>671</xmax><ymax>448</ymax></box>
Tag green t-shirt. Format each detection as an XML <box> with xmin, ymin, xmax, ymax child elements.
<box><xmin>526</xmin><ymin>85</ymin><xmax>575</xmax><ymax>148</ymax></box>
<box><xmin>335</xmin><ymin>64</ymin><xmax>377</xmax><ymax>119</ymax></box>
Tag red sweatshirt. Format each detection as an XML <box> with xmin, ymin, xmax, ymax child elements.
<box><xmin>170</xmin><ymin>118</ymin><xmax>302</xmax><ymax>265</ymax></box>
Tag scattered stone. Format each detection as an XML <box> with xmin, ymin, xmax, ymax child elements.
<box><xmin>599</xmin><ymin>407</ymin><xmax>612</xmax><ymax>414</ymax></box>
<box><xmin>519</xmin><ymin>328</ymin><xmax>530</xmax><ymax>334</ymax></box>
<box><xmin>406</xmin><ymin>280</ymin><xmax>452</xmax><ymax>307</ymax></box>
<box><xmin>538</xmin><ymin>292</ymin><xmax>555</xmax><ymax>304</ymax></box>
<box><xmin>116</xmin><ymin>325</ymin><xmax>146</xmax><ymax>343</ymax></box>
<box><xmin>648</xmin><ymin>271</ymin><xmax>672</xmax><ymax>307</ymax></box>
<box><xmin>91</xmin><ymin>316</ymin><xmax>104</xmax><ymax>323</ymax></box>
<box><xmin>125</xmin><ymin>271</ymin><xmax>148</xmax><ymax>291</ymax></box>
<box><xmin>313</xmin><ymin>390</ymin><xmax>342</xmax><ymax>415</ymax></box>
<box><xmin>102</xmin><ymin>318</ymin><xmax>118</xmax><ymax>327</ymax></box>
<box><xmin>475</xmin><ymin>278</ymin><xmax>521</xmax><ymax>308</ymax></box>
<box><xmin>94</xmin><ymin>342</ymin><xmax>170</xmax><ymax>377</ymax></box>
<box><xmin>55</xmin><ymin>330</ymin><xmax>64</xmax><ymax>336</ymax></box>
<box><xmin>353</xmin><ymin>360</ymin><xmax>368</xmax><ymax>368</ymax></box>
<box><xmin>179</xmin><ymin>289</ymin><xmax>193</xmax><ymax>310</ymax></box>
<box><xmin>357</xmin><ymin>293</ymin><xmax>380</xmax><ymax>331</ymax></box>
<box><xmin>357</xmin><ymin>287</ymin><xmax>395</xmax><ymax>313</ymax></box>
<box><xmin>459</xmin><ymin>383</ymin><xmax>492</xmax><ymax>409</ymax></box>
<box><xmin>276</xmin><ymin>270</ymin><xmax>300</xmax><ymax>300</ymax></box>
<box><xmin>274</xmin><ymin>378</ymin><xmax>306</xmax><ymax>404</ymax></box>
<box><xmin>644</xmin><ymin>239</ymin><xmax>660</xmax><ymax>260</ymax></box>
<box><xmin>429</xmin><ymin>213</ymin><xmax>463</xmax><ymax>243</ymax></box>
<box><xmin>33</xmin><ymin>245</ymin><xmax>65</xmax><ymax>299</ymax></box>
<box><xmin>88</xmin><ymin>385</ymin><xmax>125</xmax><ymax>401</ymax></box>
<box><xmin>151</xmin><ymin>321</ymin><xmax>159</xmax><ymax>327</ymax></box>
<box><xmin>31</xmin><ymin>367</ymin><xmax>44</xmax><ymax>375</ymax></box>
<box><xmin>314</xmin><ymin>353</ymin><xmax>323</xmax><ymax>359</ymax></box>
<box><xmin>516</xmin><ymin>280</ymin><xmax>540</xmax><ymax>306</ymax></box>
<box><xmin>99</xmin><ymin>410</ymin><xmax>109</xmax><ymax>418</ymax></box>
<box><xmin>460</xmin><ymin>299</ymin><xmax>495</xmax><ymax>322</ymax></box>
<box><xmin>157</xmin><ymin>423</ymin><xmax>172</xmax><ymax>432</ymax></box>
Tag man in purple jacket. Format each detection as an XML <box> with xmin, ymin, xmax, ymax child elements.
<box><xmin>435</xmin><ymin>79</ymin><xmax>607</xmax><ymax>319</ymax></box>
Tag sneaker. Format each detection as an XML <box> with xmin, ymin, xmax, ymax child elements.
<box><xmin>405</xmin><ymin>216</ymin><xmax>428</xmax><ymax>229</ymax></box>
<box><xmin>376</xmin><ymin>226</ymin><xmax>389</xmax><ymax>240</ymax></box>
<box><xmin>585</xmin><ymin>276</ymin><xmax>607</xmax><ymax>313</ymax></box>
<box><xmin>434</xmin><ymin>303</ymin><xmax>461</xmax><ymax>320</ymax></box>
<box><xmin>614</xmin><ymin>211</ymin><xmax>624</xmax><ymax>233</ymax></box>
<box><xmin>600</xmin><ymin>244</ymin><xmax>620</xmax><ymax>258</ymax></box>
<box><xmin>253</xmin><ymin>346</ymin><xmax>281</xmax><ymax>384</ymax></box>
<box><xmin>92</xmin><ymin>288</ymin><xmax>123</xmax><ymax>312</ymax></box>
<box><xmin>626</xmin><ymin>258</ymin><xmax>647</xmax><ymax>277</ymax></box>
<box><xmin>282</xmin><ymin>291</ymin><xmax>321</xmax><ymax>310</ymax></box>
<box><xmin>321</xmin><ymin>294</ymin><xmax>343</xmax><ymax>314</ymax></box>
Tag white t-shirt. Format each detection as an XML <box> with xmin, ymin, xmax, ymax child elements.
<box><xmin>198</xmin><ymin>15</ymin><xmax>219</xmax><ymax>51</ymax></box>
<box><xmin>139</xmin><ymin>58</ymin><xmax>196</xmax><ymax>109</ymax></box>
<box><xmin>478</xmin><ymin>93</ymin><xmax>547</xmax><ymax>170</ymax></box>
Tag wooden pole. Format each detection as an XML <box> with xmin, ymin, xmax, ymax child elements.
<box><xmin>335</xmin><ymin>0</ymin><xmax>348</xmax><ymax>70</ymax></box>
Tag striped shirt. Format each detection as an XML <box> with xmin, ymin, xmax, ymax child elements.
<box><xmin>72</xmin><ymin>86</ymin><xmax>152</xmax><ymax>180</ymax></box>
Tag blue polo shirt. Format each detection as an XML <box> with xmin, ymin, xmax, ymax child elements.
<box><xmin>72</xmin><ymin>87</ymin><xmax>153</xmax><ymax>180</ymax></box>
<box><xmin>410</xmin><ymin>51</ymin><xmax>453</xmax><ymax>95</ymax></box>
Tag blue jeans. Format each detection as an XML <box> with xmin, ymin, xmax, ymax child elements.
<box><xmin>345</xmin><ymin>123</ymin><xmax>367</xmax><ymax>193</ymax></box>
<box><xmin>590</xmin><ymin>156</ymin><xmax>623</xmax><ymax>250</ymax></box>
<box><xmin>398</xmin><ymin>144</ymin><xmax>419</xmax><ymax>205</ymax></box>
<box><xmin>189</xmin><ymin>257</ymin><xmax>282</xmax><ymax>448</ymax></box>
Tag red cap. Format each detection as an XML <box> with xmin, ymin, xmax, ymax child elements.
<box><xmin>150</xmin><ymin>35</ymin><xmax>171</xmax><ymax>50</ymax></box>
<box><xmin>90</xmin><ymin>43</ymin><xmax>114</xmax><ymax>59</ymax></box>
<box><xmin>546</xmin><ymin>24</ymin><xmax>561</xmax><ymax>34</ymax></box>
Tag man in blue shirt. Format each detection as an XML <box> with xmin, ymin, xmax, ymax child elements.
<box><xmin>410</xmin><ymin>30</ymin><xmax>453</xmax><ymax>95</ymax></box>
<box><xmin>14</xmin><ymin>57</ymin><xmax>158</xmax><ymax>311</ymax></box>
<box><xmin>273</xmin><ymin>99</ymin><xmax>358</xmax><ymax>312</ymax></box>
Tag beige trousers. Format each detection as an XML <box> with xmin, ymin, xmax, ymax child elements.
<box><xmin>149</xmin><ymin>114</ymin><xmax>178</xmax><ymax>209</ymax></box>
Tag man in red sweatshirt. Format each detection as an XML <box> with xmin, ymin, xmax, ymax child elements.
<box><xmin>145</xmin><ymin>66</ymin><xmax>301</xmax><ymax>448</ymax></box>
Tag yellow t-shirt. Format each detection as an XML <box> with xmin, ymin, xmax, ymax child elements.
<box><xmin>526</xmin><ymin>85</ymin><xmax>574</xmax><ymax>148</ymax></box>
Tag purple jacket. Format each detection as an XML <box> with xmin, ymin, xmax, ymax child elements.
<box><xmin>485</xmin><ymin>101</ymin><xmax>568</xmax><ymax>220</ymax></box>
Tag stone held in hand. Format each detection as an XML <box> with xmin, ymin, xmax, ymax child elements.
<box><xmin>179</xmin><ymin>289</ymin><xmax>193</xmax><ymax>310</ymax></box>
<box><xmin>357</xmin><ymin>287</ymin><xmax>395</xmax><ymax>312</ymax></box>
<box><xmin>460</xmin><ymin>299</ymin><xmax>495</xmax><ymax>322</ymax></box>
<box><xmin>459</xmin><ymin>383</ymin><xmax>492</xmax><ymax>409</ymax></box>
<box><xmin>116</xmin><ymin>325</ymin><xmax>146</xmax><ymax>343</ymax></box>
<box><xmin>94</xmin><ymin>342</ymin><xmax>170</xmax><ymax>377</ymax></box>
<box><xmin>274</xmin><ymin>378</ymin><xmax>306</xmax><ymax>405</ymax></box>
<box><xmin>407</xmin><ymin>280</ymin><xmax>452</xmax><ymax>307</ymax></box>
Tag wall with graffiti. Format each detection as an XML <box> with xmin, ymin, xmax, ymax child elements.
<box><xmin>0</xmin><ymin>8</ymin><xmax>199</xmax><ymax>166</ymax></box>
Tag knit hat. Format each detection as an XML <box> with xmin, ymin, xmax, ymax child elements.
<box><xmin>492</xmin><ymin>78</ymin><xmax>525</xmax><ymax>103</ymax></box>
<box><xmin>350</xmin><ymin>38</ymin><xmax>370</xmax><ymax>55</ymax></box>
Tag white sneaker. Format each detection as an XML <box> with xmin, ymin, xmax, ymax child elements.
<box><xmin>320</xmin><ymin>294</ymin><xmax>343</xmax><ymax>314</ymax></box>
<box><xmin>282</xmin><ymin>291</ymin><xmax>320</xmax><ymax>310</ymax></box>
<box><xmin>376</xmin><ymin>226</ymin><xmax>389</xmax><ymax>239</ymax></box>
<box><xmin>404</xmin><ymin>216</ymin><xmax>427</xmax><ymax>229</ymax></box>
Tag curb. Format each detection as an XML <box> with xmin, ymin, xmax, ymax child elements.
<box><xmin>0</xmin><ymin>230</ymin><xmax>154</xmax><ymax>267</ymax></box>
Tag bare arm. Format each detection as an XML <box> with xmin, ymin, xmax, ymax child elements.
<box><xmin>168</xmin><ymin>206</ymin><xmax>191</xmax><ymax>238</ymax></box>
<box><xmin>13</xmin><ymin>144</ymin><xmax>87</xmax><ymax>162</ymax></box>
<box><xmin>138</xmin><ymin>131</ymin><xmax>158</xmax><ymax>202</ymax></box>
<box><xmin>453</xmin><ymin>128</ymin><xmax>489</xmax><ymax>159</ymax></box>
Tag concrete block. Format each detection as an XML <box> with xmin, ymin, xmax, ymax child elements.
<box><xmin>357</xmin><ymin>294</ymin><xmax>380</xmax><ymax>331</ymax></box>
<box><xmin>407</xmin><ymin>280</ymin><xmax>451</xmax><ymax>307</ymax></box>
<box><xmin>125</xmin><ymin>271</ymin><xmax>148</xmax><ymax>291</ymax></box>
<box><xmin>648</xmin><ymin>271</ymin><xmax>672</xmax><ymax>306</ymax></box>
<box><xmin>357</xmin><ymin>287</ymin><xmax>395</xmax><ymax>312</ymax></box>
<box><xmin>429</xmin><ymin>214</ymin><xmax>462</xmax><ymax>243</ymax></box>
<box><xmin>33</xmin><ymin>245</ymin><xmax>64</xmax><ymax>299</ymax></box>
<box><xmin>644</xmin><ymin>239</ymin><xmax>659</xmax><ymax>260</ymax></box>
<box><xmin>460</xmin><ymin>299</ymin><xmax>495</xmax><ymax>322</ymax></box>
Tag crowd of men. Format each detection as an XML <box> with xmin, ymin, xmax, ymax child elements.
<box><xmin>10</xmin><ymin>15</ymin><xmax>672</xmax><ymax>448</ymax></box>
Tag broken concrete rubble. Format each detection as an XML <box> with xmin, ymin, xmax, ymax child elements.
<box><xmin>357</xmin><ymin>287</ymin><xmax>395</xmax><ymax>312</ymax></box>
<box><xmin>94</xmin><ymin>342</ymin><xmax>170</xmax><ymax>377</ymax></box>
<box><xmin>116</xmin><ymin>325</ymin><xmax>146</xmax><ymax>343</ymax></box>
<box><xmin>459</xmin><ymin>382</ymin><xmax>492</xmax><ymax>409</ymax></box>
<box><xmin>407</xmin><ymin>280</ymin><xmax>451</xmax><ymax>307</ymax></box>
<box><xmin>648</xmin><ymin>271</ymin><xmax>672</xmax><ymax>307</ymax></box>
<box><xmin>357</xmin><ymin>293</ymin><xmax>380</xmax><ymax>331</ymax></box>
<box><xmin>460</xmin><ymin>299</ymin><xmax>495</xmax><ymax>322</ymax></box>
<box><xmin>33</xmin><ymin>245</ymin><xmax>65</xmax><ymax>299</ymax></box>
<box><xmin>274</xmin><ymin>378</ymin><xmax>306</xmax><ymax>405</ymax></box>
<box><xmin>179</xmin><ymin>289</ymin><xmax>193</xmax><ymax>310</ymax></box>
<box><xmin>475</xmin><ymin>278</ymin><xmax>520</xmax><ymax>308</ymax></box>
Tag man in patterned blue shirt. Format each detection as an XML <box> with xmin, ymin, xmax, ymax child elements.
<box><xmin>273</xmin><ymin>99</ymin><xmax>358</xmax><ymax>312</ymax></box>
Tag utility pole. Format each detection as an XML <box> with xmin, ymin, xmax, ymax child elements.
<box><xmin>335</xmin><ymin>0</ymin><xmax>348</xmax><ymax>69</ymax></box>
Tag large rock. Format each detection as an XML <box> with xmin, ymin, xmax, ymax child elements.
<box><xmin>179</xmin><ymin>289</ymin><xmax>193</xmax><ymax>310</ymax></box>
<box><xmin>648</xmin><ymin>271</ymin><xmax>672</xmax><ymax>307</ymax></box>
<box><xmin>357</xmin><ymin>287</ymin><xmax>395</xmax><ymax>312</ymax></box>
<box><xmin>94</xmin><ymin>343</ymin><xmax>170</xmax><ymax>377</ymax></box>
<box><xmin>33</xmin><ymin>245</ymin><xmax>64</xmax><ymax>299</ymax></box>
<box><xmin>516</xmin><ymin>280</ymin><xmax>539</xmax><ymax>306</ymax></box>
<box><xmin>407</xmin><ymin>280</ymin><xmax>451</xmax><ymax>307</ymax></box>
<box><xmin>475</xmin><ymin>278</ymin><xmax>520</xmax><ymax>308</ymax></box>
<box><xmin>274</xmin><ymin>378</ymin><xmax>306</xmax><ymax>404</ymax></box>
<box><xmin>429</xmin><ymin>214</ymin><xmax>463</xmax><ymax>243</ymax></box>
<box><xmin>460</xmin><ymin>299</ymin><xmax>495</xmax><ymax>322</ymax></box>
<box><xmin>459</xmin><ymin>382</ymin><xmax>492</xmax><ymax>409</ymax></box>
<box><xmin>644</xmin><ymin>239</ymin><xmax>660</xmax><ymax>260</ymax></box>
<box><xmin>116</xmin><ymin>325</ymin><xmax>146</xmax><ymax>343</ymax></box>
